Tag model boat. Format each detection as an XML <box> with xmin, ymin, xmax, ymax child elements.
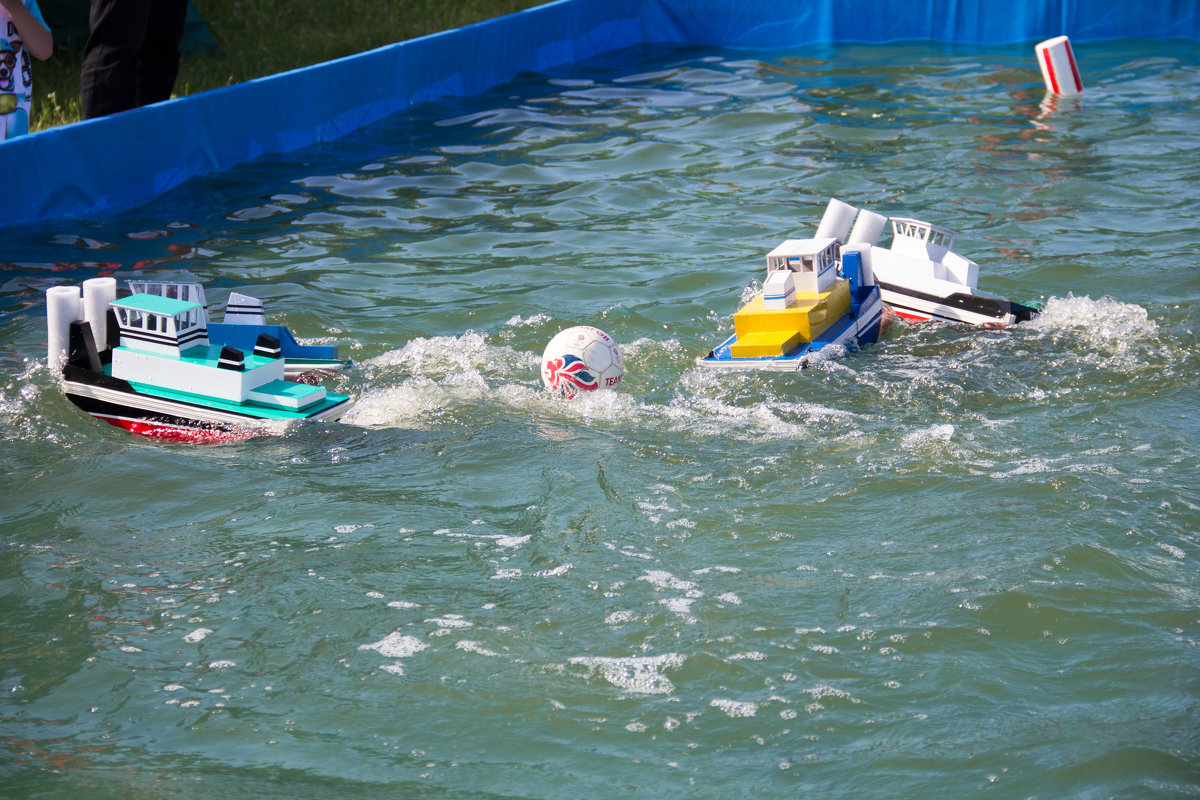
<box><xmin>700</xmin><ymin>235</ymin><xmax>885</xmax><ymax>371</ymax></box>
<box><xmin>127</xmin><ymin>281</ymin><xmax>346</xmax><ymax>379</ymax></box>
<box><xmin>815</xmin><ymin>199</ymin><xmax>1040</xmax><ymax>327</ymax></box>
<box><xmin>46</xmin><ymin>278</ymin><xmax>352</xmax><ymax>442</ymax></box>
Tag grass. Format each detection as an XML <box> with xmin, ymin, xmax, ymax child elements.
<box><xmin>31</xmin><ymin>0</ymin><xmax>547</xmax><ymax>132</ymax></box>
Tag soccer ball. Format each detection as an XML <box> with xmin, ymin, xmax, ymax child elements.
<box><xmin>541</xmin><ymin>325</ymin><xmax>624</xmax><ymax>399</ymax></box>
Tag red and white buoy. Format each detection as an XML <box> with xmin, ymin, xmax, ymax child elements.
<box><xmin>1035</xmin><ymin>36</ymin><xmax>1083</xmax><ymax>96</ymax></box>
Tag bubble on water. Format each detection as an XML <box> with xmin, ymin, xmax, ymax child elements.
<box><xmin>804</xmin><ymin>685</ymin><xmax>862</xmax><ymax>704</ymax></box>
<box><xmin>456</xmin><ymin>640</ymin><xmax>501</xmax><ymax>656</ymax></box>
<box><xmin>495</xmin><ymin>535</ymin><xmax>530</xmax><ymax>548</ymax></box>
<box><xmin>183</xmin><ymin>628</ymin><xmax>213</xmax><ymax>643</ymax></box>
<box><xmin>569</xmin><ymin>653</ymin><xmax>685</xmax><ymax>694</ymax></box>
<box><xmin>710</xmin><ymin>698</ymin><xmax>757</xmax><ymax>717</ymax></box>
<box><xmin>661</xmin><ymin>597</ymin><xmax>697</xmax><ymax>617</ymax></box>
<box><xmin>639</xmin><ymin>570</ymin><xmax>701</xmax><ymax>594</ymax></box>
<box><xmin>1156</xmin><ymin>542</ymin><xmax>1186</xmax><ymax>559</ymax></box>
<box><xmin>359</xmin><ymin>632</ymin><xmax>428</xmax><ymax>659</ymax></box>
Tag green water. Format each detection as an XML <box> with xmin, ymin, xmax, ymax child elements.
<box><xmin>3</xmin><ymin>41</ymin><xmax>1199</xmax><ymax>798</ymax></box>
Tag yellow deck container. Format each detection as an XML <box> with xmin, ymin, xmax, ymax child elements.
<box><xmin>730</xmin><ymin>279</ymin><xmax>851</xmax><ymax>358</ymax></box>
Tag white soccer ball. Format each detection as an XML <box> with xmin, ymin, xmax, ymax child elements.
<box><xmin>541</xmin><ymin>325</ymin><xmax>624</xmax><ymax>399</ymax></box>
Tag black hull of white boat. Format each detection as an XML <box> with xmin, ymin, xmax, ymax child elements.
<box><xmin>877</xmin><ymin>282</ymin><xmax>1039</xmax><ymax>326</ymax></box>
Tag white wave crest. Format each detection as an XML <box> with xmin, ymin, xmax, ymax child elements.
<box><xmin>569</xmin><ymin>653</ymin><xmax>685</xmax><ymax>694</ymax></box>
<box><xmin>359</xmin><ymin>632</ymin><xmax>428</xmax><ymax>659</ymax></box>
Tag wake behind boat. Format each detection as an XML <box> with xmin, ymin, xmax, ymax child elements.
<box><xmin>46</xmin><ymin>278</ymin><xmax>352</xmax><ymax>442</ymax></box>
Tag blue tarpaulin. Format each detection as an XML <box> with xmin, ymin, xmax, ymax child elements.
<box><xmin>2</xmin><ymin>0</ymin><xmax>1197</xmax><ymax>229</ymax></box>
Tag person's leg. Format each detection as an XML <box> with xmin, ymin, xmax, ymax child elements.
<box><xmin>135</xmin><ymin>0</ymin><xmax>189</xmax><ymax>107</ymax></box>
<box><xmin>80</xmin><ymin>0</ymin><xmax>153</xmax><ymax>118</ymax></box>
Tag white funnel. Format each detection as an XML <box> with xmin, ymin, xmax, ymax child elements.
<box><xmin>47</xmin><ymin>285</ymin><xmax>83</xmax><ymax>372</ymax></box>
<box><xmin>83</xmin><ymin>277</ymin><xmax>117</xmax><ymax>349</ymax></box>
<box><xmin>847</xmin><ymin>209</ymin><xmax>887</xmax><ymax>246</ymax></box>
<box><xmin>815</xmin><ymin>198</ymin><xmax>858</xmax><ymax>243</ymax></box>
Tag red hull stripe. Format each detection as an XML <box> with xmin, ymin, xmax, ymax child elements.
<box><xmin>93</xmin><ymin>414</ymin><xmax>252</xmax><ymax>444</ymax></box>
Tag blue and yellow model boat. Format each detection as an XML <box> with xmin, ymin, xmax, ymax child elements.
<box><xmin>701</xmin><ymin>236</ymin><xmax>885</xmax><ymax>371</ymax></box>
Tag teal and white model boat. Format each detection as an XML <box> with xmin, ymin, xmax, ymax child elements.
<box><xmin>46</xmin><ymin>278</ymin><xmax>352</xmax><ymax>442</ymax></box>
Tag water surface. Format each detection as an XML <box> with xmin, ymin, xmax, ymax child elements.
<box><xmin>2</xmin><ymin>40</ymin><xmax>1199</xmax><ymax>799</ymax></box>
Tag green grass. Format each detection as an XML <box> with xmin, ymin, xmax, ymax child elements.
<box><xmin>31</xmin><ymin>0</ymin><xmax>547</xmax><ymax>132</ymax></box>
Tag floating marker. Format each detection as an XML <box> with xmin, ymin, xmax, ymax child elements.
<box><xmin>1035</xmin><ymin>36</ymin><xmax>1083</xmax><ymax>96</ymax></box>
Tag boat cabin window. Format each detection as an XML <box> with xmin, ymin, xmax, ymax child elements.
<box><xmin>179</xmin><ymin>308</ymin><xmax>202</xmax><ymax>331</ymax></box>
<box><xmin>892</xmin><ymin>219</ymin><xmax>955</xmax><ymax>249</ymax></box>
<box><xmin>115</xmin><ymin>307</ymin><xmax>141</xmax><ymax>329</ymax></box>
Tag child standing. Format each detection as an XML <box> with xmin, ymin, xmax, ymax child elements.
<box><xmin>1</xmin><ymin>0</ymin><xmax>52</xmax><ymax>140</ymax></box>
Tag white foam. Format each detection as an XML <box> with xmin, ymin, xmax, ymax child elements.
<box><xmin>456</xmin><ymin>640</ymin><xmax>501</xmax><ymax>656</ymax></box>
<box><xmin>569</xmin><ymin>653</ymin><xmax>685</xmax><ymax>694</ymax></box>
<box><xmin>639</xmin><ymin>570</ymin><xmax>701</xmax><ymax>594</ymax></box>
<box><xmin>661</xmin><ymin>597</ymin><xmax>697</xmax><ymax>616</ymax></box>
<box><xmin>901</xmin><ymin>423</ymin><xmax>956</xmax><ymax>451</ymax></box>
<box><xmin>1157</xmin><ymin>542</ymin><xmax>1186</xmax><ymax>559</ymax></box>
<box><xmin>710</xmin><ymin>698</ymin><xmax>757</xmax><ymax>717</ymax></box>
<box><xmin>1027</xmin><ymin>294</ymin><xmax>1160</xmax><ymax>367</ymax></box>
<box><xmin>359</xmin><ymin>632</ymin><xmax>428</xmax><ymax>658</ymax></box>
<box><xmin>1030</xmin><ymin>294</ymin><xmax>1156</xmax><ymax>339</ymax></box>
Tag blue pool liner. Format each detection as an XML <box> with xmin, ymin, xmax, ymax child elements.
<box><xmin>3</xmin><ymin>0</ymin><xmax>1197</xmax><ymax>229</ymax></box>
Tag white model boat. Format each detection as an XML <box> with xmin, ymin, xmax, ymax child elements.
<box><xmin>817</xmin><ymin>199</ymin><xmax>1040</xmax><ymax>327</ymax></box>
<box><xmin>46</xmin><ymin>279</ymin><xmax>352</xmax><ymax>442</ymax></box>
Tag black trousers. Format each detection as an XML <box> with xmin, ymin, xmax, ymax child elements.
<box><xmin>80</xmin><ymin>0</ymin><xmax>189</xmax><ymax>119</ymax></box>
